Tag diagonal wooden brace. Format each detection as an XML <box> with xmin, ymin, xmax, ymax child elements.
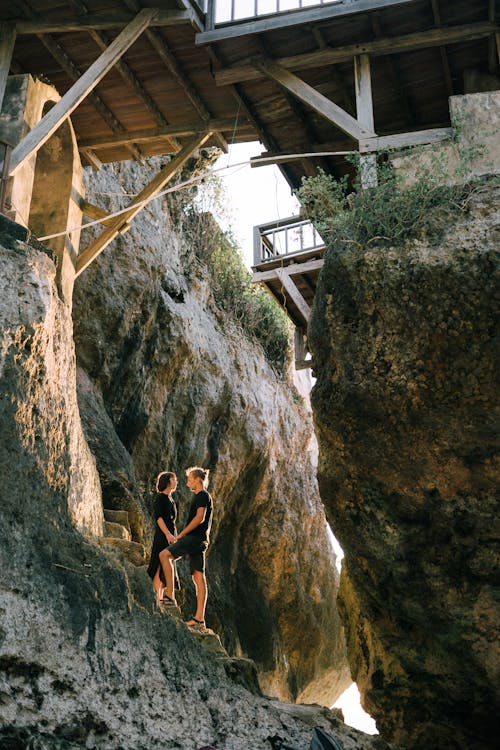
<box><xmin>8</xmin><ymin>8</ymin><xmax>156</xmax><ymax>177</ymax></box>
<box><xmin>75</xmin><ymin>132</ymin><xmax>212</xmax><ymax>276</ymax></box>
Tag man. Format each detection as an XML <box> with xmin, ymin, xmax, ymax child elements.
<box><xmin>159</xmin><ymin>466</ymin><xmax>213</xmax><ymax>628</ymax></box>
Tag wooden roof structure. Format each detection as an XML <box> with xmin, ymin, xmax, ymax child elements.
<box><xmin>0</xmin><ymin>0</ymin><xmax>498</xmax><ymax>285</ymax></box>
<box><xmin>2</xmin><ymin>1</ymin><xmax>498</xmax><ymax>184</ymax></box>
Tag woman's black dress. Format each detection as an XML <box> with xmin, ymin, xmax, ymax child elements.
<box><xmin>147</xmin><ymin>492</ymin><xmax>177</xmax><ymax>581</ymax></box>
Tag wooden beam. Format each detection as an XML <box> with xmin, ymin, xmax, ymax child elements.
<box><xmin>196</xmin><ymin>0</ymin><xmax>418</xmax><ymax>44</ymax></box>
<box><xmin>18</xmin><ymin>0</ymin><xmax>142</xmax><ymax>163</ymax></box>
<box><xmin>359</xmin><ymin>127</ymin><xmax>453</xmax><ymax>152</ymax></box>
<box><xmin>76</xmin><ymin>132</ymin><xmax>212</xmax><ymax>276</ymax></box>
<box><xmin>80</xmin><ymin>148</ymin><xmax>103</xmax><ymax>170</ymax></box>
<box><xmin>253</xmin><ymin>258</ymin><xmax>324</xmax><ymax>283</ymax></box>
<box><xmin>489</xmin><ymin>0</ymin><xmax>499</xmax><ymax>73</ymax></box>
<box><xmin>215</xmin><ymin>22</ymin><xmax>499</xmax><ymax>86</ymax></box>
<box><xmin>275</xmin><ymin>268</ymin><xmax>311</xmax><ymax>324</ymax></box>
<box><xmin>80</xmin><ymin>199</ymin><xmax>109</xmax><ymax>221</ymax></box>
<box><xmin>255</xmin><ymin>58</ymin><xmax>373</xmax><ymax>141</ymax></box>
<box><xmin>15</xmin><ymin>10</ymin><xmax>197</xmax><ymax>35</ymax></box>
<box><xmin>78</xmin><ymin>118</ymin><xmax>237</xmax><ymax>149</ymax></box>
<box><xmin>8</xmin><ymin>8</ymin><xmax>155</xmax><ymax>177</ymax></box>
<box><xmin>251</xmin><ymin>150</ymin><xmax>353</xmax><ymax>167</ymax></box>
<box><xmin>0</xmin><ymin>23</ymin><xmax>16</xmax><ymax>113</ymax></box>
<box><xmin>354</xmin><ymin>54</ymin><xmax>377</xmax><ymax>188</ymax></box>
<box><xmin>370</xmin><ymin>12</ymin><xmax>414</xmax><ymax>126</ymax></box>
<box><xmin>430</xmin><ymin>0</ymin><xmax>454</xmax><ymax>97</ymax></box>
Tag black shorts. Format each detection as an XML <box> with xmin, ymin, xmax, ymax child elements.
<box><xmin>167</xmin><ymin>534</ymin><xmax>208</xmax><ymax>574</ymax></box>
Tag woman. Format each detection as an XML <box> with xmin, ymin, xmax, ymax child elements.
<box><xmin>147</xmin><ymin>471</ymin><xmax>178</xmax><ymax>603</ymax></box>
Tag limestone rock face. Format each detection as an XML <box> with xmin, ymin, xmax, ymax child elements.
<box><xmin>0</xmin><ymin>214</ymin><xmax>387</xmax><ymax>750</ymax></box>
<box><xmin>310</xmin><ymin>185</ymin><xmax>499</xmax><ymax>749</ymax></box>
<box><xmin>72</xmin><ymin>160</ymin><xmax>350</xmax><ymax>706</ymax></box>
<box><xmin>0</xmin><ymin>216</ymin><xmax>102</xmax><ymax>538</ymax></box>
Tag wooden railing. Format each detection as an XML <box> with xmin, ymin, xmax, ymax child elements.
<box><xmin>253</xmin><ymin>215</ymin><xmax>324</xmax><ymax>265</ymax></box>
<box><xmin>206</xmin><ymin>0</ymin><xmax>341</xmax><ymax>28</ymax></box>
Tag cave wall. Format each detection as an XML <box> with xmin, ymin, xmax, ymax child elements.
<box><xmin>310</xmin><ymin>183</ymin><xmax>499</xmax><ymax>749</ymax></box>
<box><xmin>71</xmin><ymin>158</ymin><xmax>350</xmax><ymax>706</ymax></box>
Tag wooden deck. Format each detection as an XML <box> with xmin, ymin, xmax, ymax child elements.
<box><xmin>1</xmin><ymin>1</ymin><xmax>497</xmax><ymax>185</ymax></box>
<box><xmin>0</xmin><ymin>0</ymin><xmax>498</xmax><ymax>311</ymax></box>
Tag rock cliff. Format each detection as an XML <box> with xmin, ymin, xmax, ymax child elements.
<box><xmin>0</xmin><ymin>213</ymin><xmax>385</xmax><ymax>750</ymax></box>
<box><xmin>310</xmin><ymin>183</ymin><xmax>499</xmax><ymax>750</ymax></box>
<box><xmin>71</xmin><ymin>157</ymin><xmax>350</xmax><ymax>706</ymax></box>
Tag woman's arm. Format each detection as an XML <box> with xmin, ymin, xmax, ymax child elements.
<box><xmin>157</xmin><ymin>517</ymin><xmax>176</xmax><ymax>544</ymax></box>
<box><xmin>177</xmin><ymin>507</ymin><xmax>205</xmax><ymax>539</ymax></box>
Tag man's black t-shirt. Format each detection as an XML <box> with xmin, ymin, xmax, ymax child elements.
<box><xmin>186</xmin><ymin>489</ymin><xmax>213</xmax><ymax>542</ymax></box>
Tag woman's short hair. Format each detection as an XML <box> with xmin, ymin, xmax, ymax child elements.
<box><xmin>185</xmin><ymin>466</ymin><xmax>210</xmax><ymax>489</ymax></box>
<box><xmin>156</xmin><ymin>471</ymin><xmax>176</xmax><ymax>493</ymax></box>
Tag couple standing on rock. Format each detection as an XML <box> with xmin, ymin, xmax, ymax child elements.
<box><xmin>147</xmin><ymin>466</ymin><xmax>213</xmax><ymax>629</ymax></box>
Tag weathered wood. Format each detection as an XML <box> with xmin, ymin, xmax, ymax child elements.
<box><xmin>15</xmin><ymin>10</ymin><xmax>197</xmax><ymax>35</ymax></box>
<box><xmin>255</xmin><ymin>58</ymin><xmax>374</xmax><ymax>140</ymax></box>
<box><xmin>80</xmin><ymin>199</ymin><xmax>109</xmax><ymax>221</ymax></box>
<box><xmin>196</xmin><ymin>0</ymin><xmax>418</xmax><ymax>44</ymax></box>
<box><xmin>355</xmin><ymin>54</ymin><xmax>377</xmax><ymax>188</ymax></box>
<box><xmin>253</xmin><ymin>258</ymin><xmax>324</xmax><ymax>283</ymax></box>
<box><xmin>251</xmin><ymin>150</ymin><xmax>353</xmax><ymax>167</ymax></box>
<box><xmin>275</xmin><ymin>268</ymin><xmax>311</xmax><ymax>324</ymax></box>
<box><xmin>0</xmin><ymin>23</ymin><xmax>16</xmax><ymax>113</ymax></box>
<box><xmin>80</xmin><ymin>149</ymin><xmax>103</xmax><ymax>170</ymax></box>
<box><xmin>359</xmin><ymin>127</ymin><xmax>453</xmax><ymax>152</ymax></box>
<box><xmin>430</xmin><ymin>0</ymin><xmax>454</xmax><ymax>97</ymax></box>
<box><xmin>214</xmin><ymin>22</ymin><xmax>499</xmax><ymax>86</ymax></box>
<box><xmin>76</xmin><ymin>132</ymin><xmax>212</xmax><ymax>276</ymax></box>
<box><xmin>371</xmin><ymin>12</ymin><xmax>414</xmax><ymax>125</ymax></box>
<box><xmin>78</xmin><ymin>118</ymin><xmax>236</xmax><ymax>149</ymax></box>
<box><xmin>9</xmin><ymin>9</ymin><xmax>155</xmax><ymax>177</ymax></box>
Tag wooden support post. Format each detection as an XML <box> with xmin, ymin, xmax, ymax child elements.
<box><xmin>276</xmin><ymin>268</ymin><xmax>311</xmax><ymax>325</ymax></box>
<box><xmin>255</xmin><ymin>58</ymin><xmax>374</xmax><ymax>141</ymax></box>
<box><xmin>76</xmin><ymin>132</ymin><xmax>212</xmax><ymax>276</ymax></box>
<box><xmin>8</xmin><ymin>8</ymin><xmax>156</xmax><ymax>177</ymax></box>
<box><xmin>0</xmin><ymin>23</ymin><xmax>16</xmax><ymax>113</ymax></box>
<box><xmin>354</xmin><ymin>54</ymin><xmax>377</xmax><ymax>188</ymax></box>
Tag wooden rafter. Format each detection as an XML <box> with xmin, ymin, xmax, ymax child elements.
<box><xmin>16</xmin><ymin>0</ymin><xmax>142</xmax><ymax>163</ymax></box>
<box><xmin>430</xmin><ymin>0</ymin><xmax>454</xmax><ymax>97</ymax></box>
<box><xmin>77</xmin><ymin>118</ymin><xmax>238</xmax><ymax>150</ymax></box>
<box><xmin>253</xmin><ymin>258</ymin><xmax>324</xmax><ymax>283</ymax></box>
<box><xmin>65</xmin><ymin>0</ymin><xmax>178</xmax><ymax>150</ymax></box>
<box><xmin>255</xmin><ymin>57</ymin><xmax>374</xmax><ymax>141</ymax></box>
<box><xmin>214</xmin><ymin>22</ymin><xmax>499</xmax><ymax>86</ymax></box>
<box><xmin>14</xmin><ymin>10</ymin><xmax>200</xmax><ymax>35</ymax></box>
<box><xmin>122</xmin><ymin>0</ymin><xmax>211</xmax><ymax>124</ymax></box>
<box><xmin>370</xmin><ymin>12</ymin><xmax>415</xmax><ymax>126</ymax></box>
<box><xmin>0</xmin><ymin>23</ymin><xmax>16</xmax><ymax>112</ymax></box>
<box><xmin>9</xmin><ymin>8</ymin><xmax>155</xmax><ymax>177</ymax></box>
<box><xmin>75</xmin><ymin>131</ymin><xmax>212</xmax><ymax>276</ymax></box>
<box><xmin>354</xmin><ymin>54</ymin><xmax>377</xmax><ymax>187</ymax></box>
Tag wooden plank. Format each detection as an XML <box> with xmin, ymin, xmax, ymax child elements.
<box><xmin>354</xmin><ymin>54</ymin><xmax>377</xmax><ymax>188</ymax></box>
<box><xmin>196</xmin><ymin>0</ymin><xmax>418</xmax><ymax>44</ymax></box>
<box><xmin>8</xmin><ymin>9</ymin><xmax>156</xmax><ymax>177</ymax></box>
<box><xmin>0</xmin><ymin>23</ymin><xmax>16</xmax><ymax>113</ymax></box>
<box><xmin>214</xmin><ymin>22</ymin><xmax>499</xmax><ymax>86</ymax></box>
<box><xmin>80</xmin><ymin>199</ymin><xmax>109</xmax><ymax>221</ymax></box>
<box><xmin>275</xmin><ymin>268</ymin><xmax>311</xmax><ymax>324</ymax></box>
<box><xmin>15</xmin><ymin>10</ymin><xmax>197</xmax><ymax>35</ymax></box>
<box><xmin>359</xmin><ymin>127</ymin><xmax>453</xmax><ymax>152</ymax></box>
<box><xmin>253</xmin><ymin>258</ymin><xmax>324</xmax><ymax>282</ymax></box>
<box><xmin>78</xmin><ymin>118</ymin><xmax>237</xmax><ymax>149</ymax></box>
<box><xmin>76</xmin><ymin>132</ymin><xmax>212</xmax><ymax>276</ymax></box>
<box><xmin>251</xmin><ymin>150</ymin><xmax>353</xmax><ymax>167</ymax></box>
<box><xmin>255</xmin><ymin>58</ymin><xmax>374</xmax><ymax>140</ymax></box>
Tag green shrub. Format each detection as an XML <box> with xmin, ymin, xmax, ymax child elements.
<box><xmin>166</xmin><ymin>165</ymin><xmax>292</xmax><ymax>376</ymax></box>
<box><xmin>297</xmin><ymin>155</ymin><xmax>472</xmax><ymax>250</ymax></box>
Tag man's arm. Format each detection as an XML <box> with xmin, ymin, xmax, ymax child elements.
<box><xmin>177</xmin><ymin>507</ymin><xmax>206</xmax><ymax>539</ymax></box>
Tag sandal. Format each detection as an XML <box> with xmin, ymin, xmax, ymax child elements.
<box><xmin>185</xmin><ymin>617</ymin><xmax>205</xmax><ymax>628</ymax></box>
<box><xmin>159</xmin><ymin>595</ymin><xmax>177</xmax><ymax>606</ymax></box>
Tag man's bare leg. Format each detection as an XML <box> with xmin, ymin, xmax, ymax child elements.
<box><xmin>190</xmin><ymin>569</ymin><xmax>207</xmax><ymax>624</ymax></box>
<box><xmin>158</xmin><ymin>549</ymin><xmax>176</xmax><ymax>603</ymax></box>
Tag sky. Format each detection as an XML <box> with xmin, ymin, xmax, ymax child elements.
<box><xmin>212</xmin><ymin>142</ymin><xmax>300</xmax><ymax>267</ymax></box>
